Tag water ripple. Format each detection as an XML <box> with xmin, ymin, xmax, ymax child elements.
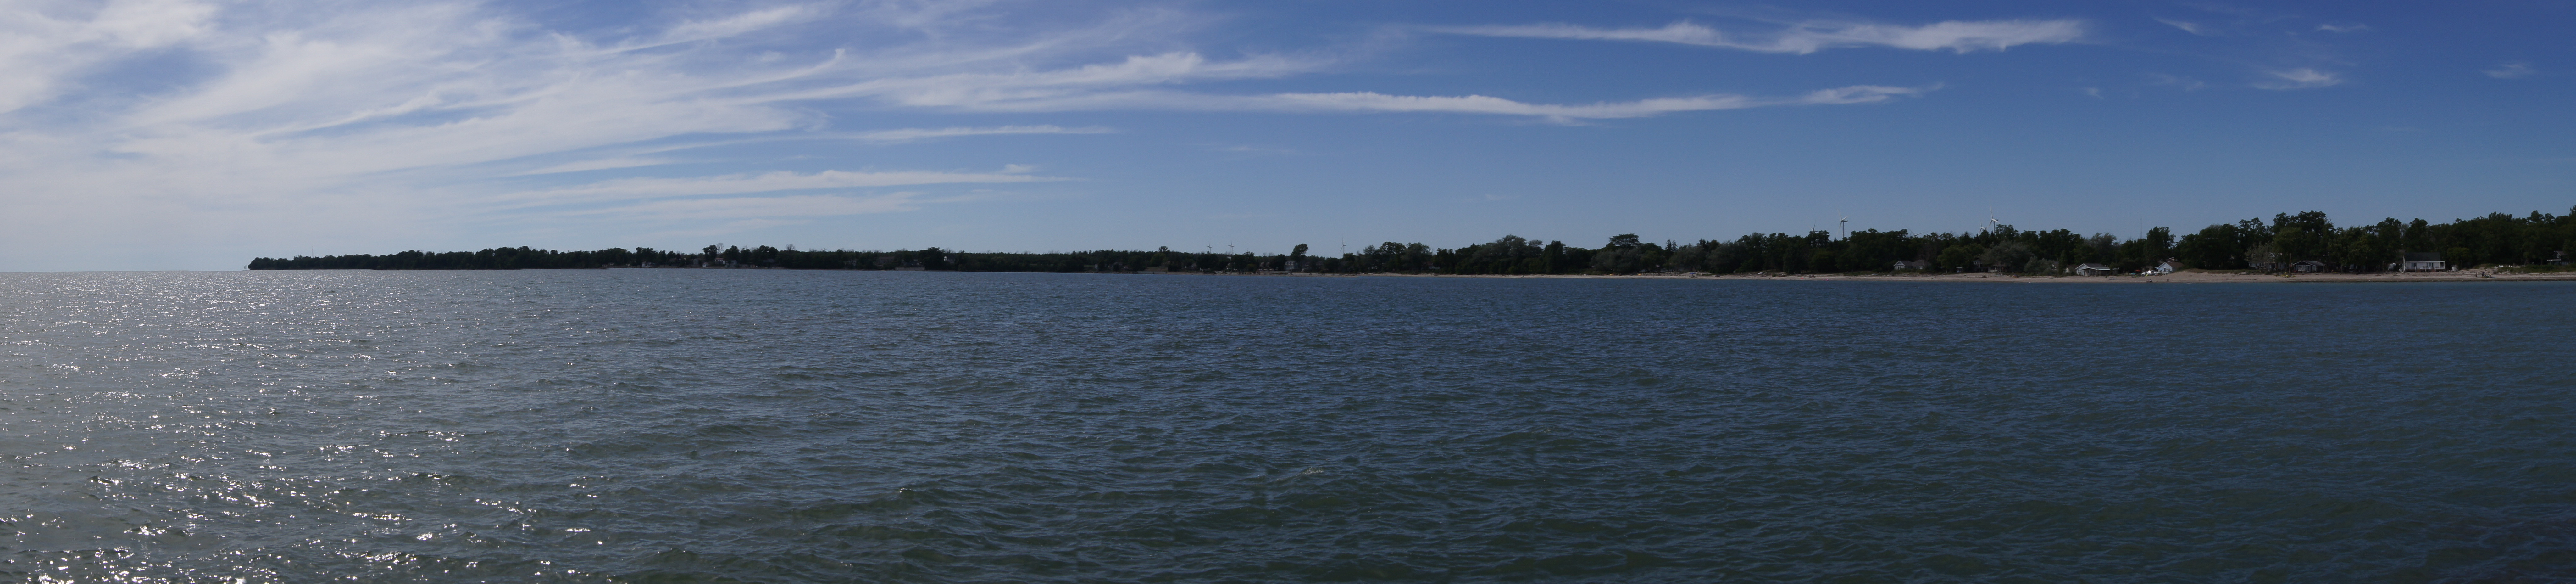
<box><xmin>0</xmin><ymin>271</ymin><xmax>2569</xmax><ymax>581</ymax></box>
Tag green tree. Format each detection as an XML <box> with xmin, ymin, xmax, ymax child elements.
<box><xmin>1978</xmin><ymin>242</ymin><xmax>2035</xmax><ymax>273</ymax></box>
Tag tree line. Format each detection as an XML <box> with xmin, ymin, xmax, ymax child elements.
<box><xmin>248</xmin><ymin>207</ymin><xmax>2576</xmax><ymax>275</ymax></box>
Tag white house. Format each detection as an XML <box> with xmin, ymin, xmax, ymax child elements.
<box><xmin>2153</xmin><ymin>259</ymin><xmax>2184</xmax><ymax>274</ymax></box>
<box><xmin>2401</xmin><ymin>252</ymin><xmax>2446</xmax><ymax>272</ymax></box>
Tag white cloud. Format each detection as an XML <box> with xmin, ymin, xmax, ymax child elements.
<box><xmin>2257</xmin><ymin>68</ymin><xmax>2342</xmax><ymax>90</ymax></box>
<box><xmin>500</xmin><ymin>170</ymin><xmax>1064</xmax><ymax>206</ymax></box>
<box><xmin>2485</xmin><ymin>62</ymin><xmax>2535</xmax><ymax>79</ymax></box>
<box><xmin>1165</xmin><ymin>84</ymin><xmax>1927</xmax><ymax>122</ymax></box>
<box><xmin>0</xmin><ymin>0</ymin><xmax>217</xmax><ymax>114</ymax></box>
<box><xmin>518</xmin><ymin>157</ymin><xmax>681</xmax><ymax>176</ymax></box>
<box><xmin>570</xmin><ymin>193</ymin><xmax>929</xmax><ymax>222</ymax></box>
<box><xmin>2315</xmin><ymin>22</ymin><xmax>2370</xmax><ymax>33</ymax></box>
<box><xmin>852</xmin><ymin>125</ymin><xmax>1113</xmax><ymax>142</ymax></box>
<box><xmin>2155</xmin><ymin>18</ymin><xmax>2213</xmax><ymax>36</ymax></box>
<box><xmin>1250</xmin><ymin>92</ymin><xmax>1752</xmax><ymax>118</ymax></box>
<box><xmin>774</xmin><ymin>52</ymin><xmax>1321</xmax><ymax>109</ymax></box>
<box><xmin>1432</xmin><ymin>19</ymin><xmax>2085</xmax><ymax>54</ymax></box>
<box><xmin>0</xmin><ymin>1</ymin><xmax>1186</xmax><ymax>268</ymax></box>
<box><xmin>656</xmin><ymin>4</ymin><xmax>830</xmax><ymax>45</ymax></box>
<box><xmin>1798</xmin><ymin>85</ymin><xmax>1932</xmax><ymax>104</ymax></box>
<box><xmin>0</xmin><ymin>0</ymin><xmax>1949</xmax><ymax>269</ymax></box>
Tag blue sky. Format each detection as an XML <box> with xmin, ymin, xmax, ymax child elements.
<box><xmin>3</xmin><ymin>0</ymin><xmax>2569</xmax><ymax>270</ymax></box>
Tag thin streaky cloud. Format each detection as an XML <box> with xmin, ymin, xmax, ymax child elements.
<box><xmin>769</xmin><ymin>52</ymin><xmax>1322</xmax><ymax>107</ymax></box>
<box><xmin>0</xmin><ymin>0</ymin><xmax>2095</xmax><ymax>269</ymax></box>
<box><xmin>757</xmin><ymin>49</ymin><xmax>1927</xmax><ymax>120</ymax></box>
<box><xmin>2485</xmin><ymin>62</ymin><xmax>2535</xmax><ymax>79</ymax></box>
<box><xmin>1249</xmin><ymin>92</ymin><xmax>1755</xmax><ymax>119</ymax></box>
<box><xmin>496</xmin><ymin>169</ymin><xmax>1068</xmax><ymax>207</ymax></box>
<box><xmin>852</xmin><ymin>125</ymin><xmax>1114</xmax><ymax>142</ymax></box>
<box><xmin>568</xmin><ymin>193</ymin><xmax>928</xmax><ymax>222</ymax></box>
<box><xmin>1431</xmin><ymin>19</ymin><xmax>2085</xmax><ymax>54</ymax></box>
<box><xmin>1096</xmin><ymin>84</ymin><xmax>1928</xmax><ymax>122</ymax></box>
<box><xmin>518</xmin><ymin>157</ymin><xmax>682</xmax><ymax>176</ymax></box>
<box><xmin>2315</xmin><ymin>22</ymin><xmax>2370</xmax><ymax>33</ymax></box>
<box><xmin>2155</xmin><ymin>18</ymin><xmax>2214</xmax><ymax>36</ymax></box>
<box><xmin>579</xmin><ymin>126</ymin><xmax>1108</xmax><ymax>160</ymax></box>
<box><xmin>654</xmin><ymin>4</ymin><xmax>833</xmax><ymax>46</ymax></box>
<box><xmin>2256</xmin><ymin>68</ymin><xmax>2342</xmax><ymax>90</ymax></box>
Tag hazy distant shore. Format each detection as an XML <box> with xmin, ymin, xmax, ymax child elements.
<box><xmin>1235</xmin><ymin>269</ymin><xmax>2576</xmax><ymax>284</ymax></box>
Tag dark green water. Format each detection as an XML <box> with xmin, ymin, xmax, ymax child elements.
<box><xmin>0</xmin><ymin>270</ymin><xmax>2569</xmax><ymax>582</ymax></box>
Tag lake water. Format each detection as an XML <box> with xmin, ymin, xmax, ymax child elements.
<box><xmin>0</xmin><ymin>270</ymin><xmax>2570</xmax><ymax>582</ymax></box>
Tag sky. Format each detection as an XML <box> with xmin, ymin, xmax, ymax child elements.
<box><xmin>2</xmin><ymin>0</ymin><xmax>2570</xmax><ymax>271</ymax></box>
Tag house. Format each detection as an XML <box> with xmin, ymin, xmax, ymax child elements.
<box><xmin>2291</xmin><ymin>260</ymin><xmax>2329</xmax><ymax>273</ymax></box>
<box><xmin>1893</xmin><ymin>260</ymin><xmax>1930</xmax><ymax>271</ymax></box>
<box><xmin>2073</xmin><ymin>263</ymin><xmax>2116</xmax><ymax>276</ymax></box>
<box><xmin>2401</xmin><ymin>251</ymin><xmax>2446</xmax><ymax>272</ymax></box>
<box><xmin>2550</xmin><ymin>251</ymin><xmax>2567</xmax><ymax>266</ymax></box>
<box><xmin>2153</xmin><ymin>259</ymin><xmax>2184</xmax><ymax>274</ymax></box>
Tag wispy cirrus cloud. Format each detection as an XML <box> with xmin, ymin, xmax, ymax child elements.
<box><xmin>773</xmin><ymin>52</ymin><xmax>1322</xmax><ymax>108</ymax></box>
<box><xmin>0</xmin><ymin>0</ymin><xmax>1966</xmax><ymax>270</ymax></box>
<box><xmin>2156</xmin><ymin>18</ymin><xmax>2214</xmax><ymax>36</ymax></box>
<box><xmin>517</xmin><ymin>157</ymin><xmax>684</xmax><ymax>176</ymax></box>
<box><xmin>2257</xmin><ymin>68</ymin><xmax>2343</xmax><ymax>90</ymax></box>
<box><xmin>761</xmin><ymin>49</ymin><xmax>1924</xmax><ymax>121</ymax></box>
<box><xmin>656</xmin><ymin>4</ymin><xmax>833</xmax><ymax>45</ymax></box>
<box><xmin>1252</xmin><ymin>84</ymin><xmax>1926</xmax><ymax>120</ymax></box>
<box><xmin>1430</xmin><ymin>19</ymin><xmax>2085</xmax><ymax>54</ymax></box>
<box><xmin>569</xmin><ymin>193</ymin><xmax>932</xmax><ymax>221</ymax></box>
<box><xmin>500</xmin><ymin>169</ymin><xmax>1065</xmax><ymax>207</ymax></box>
<box><xmin>2485</xmin><ymin>62</ymin><xmax>2535</xmax><ymax>79</ymax></box>
<box><xmin>852</xmin><ymin>125</ymin><xmax>1113</xmax><ymax>143</ymax></box>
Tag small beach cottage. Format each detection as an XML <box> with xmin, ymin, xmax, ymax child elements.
<box><xmin>2291</xmin><ymin>260</ymin><xmax>2329</xmax><ymax>273</ymax></box>
<box><xmin>2401</xmin><ymin>252</ymin><xmax>2446</xmax><ymax>272</ymax></box>
<box><xmin>2153</xmin><ymin>259</ymin><xmax>2184</xmax><ymax>274</ymax></box>
<box><xmin>1893</xmin><ymin>260</ymin><xmax>1930</xmax><ymax>271</ymax></box>
<box><xmin>2073</xmin><ymin>263</ymin><xmax>2116</xmax><ymax>276</ymax></box>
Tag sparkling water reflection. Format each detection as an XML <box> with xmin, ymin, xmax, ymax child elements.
<box><xmin>0</xmin><ymin>270</ymin><xmax>2570</xmax><ymax>582</ymax></box>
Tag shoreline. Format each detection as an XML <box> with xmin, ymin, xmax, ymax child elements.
<box><xmin>1198</xmin><ymin>269</ymin><xmax>2576</xmax><ymax>284</ymax></box>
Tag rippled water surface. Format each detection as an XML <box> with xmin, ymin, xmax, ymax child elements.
<box><xmin>1</xmin><ymin>270</ymin><xmax>2572</xmax><ymax>582</ymax></box>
